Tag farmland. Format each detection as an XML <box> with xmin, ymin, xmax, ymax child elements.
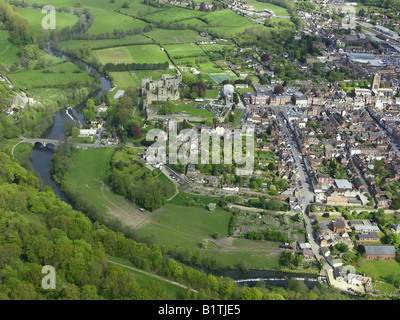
<box><xmin>145</xmin><ymin>6</ymin><xmax>207</xmax><ymax>23</ymax></box>
<box><xmin>58</xmin><ymin>35</ymin><xmax>154</xmax><ymax>51</ymax></box>
<box><xmin>205</xmin><ymin>9</ymin><xmax>263</xmax><ymax>36</ymax></box>
<box><xmin>7</xmin><ymin>54</ymin><xmax>94</xmax><ymax>90</ymax></box>
<box><xmin>246</xmin><ymin>0</ymin><xmax>290</xmax><ymax>16</ymax></box>
<box><xmin>146</xmin><ymin>28</ymin><xmax>208</xmax><ymax>45</ymax></box>
<box><xmin>163</xmin><ymin>43</ymin><xmax>205</xmax><ymax>59</ymax></box>
<box><xmin>16</xmin><ymin>7</ymin><xmax>79</xmax><ymax>38</ymax></box>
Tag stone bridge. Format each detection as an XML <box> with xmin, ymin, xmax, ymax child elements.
<box><xmin>19</xmin><ymin>136</ymin><xmax>108</xmax><ymax>150</ymax></box>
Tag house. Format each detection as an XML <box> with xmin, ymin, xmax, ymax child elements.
<box><xmin>302</xmin><ymin>249</ymin><xmax>314</xmax><ymax>260</ymax></box>
<box><xmin>348</xmin><ymin>220</ymin><xmax>364</xmax><ymax>227</ymax></box>
<box><xmin>327</xmin><ymin>256</ymin><xmax>343</xmax><ymax>268</ymax></box>
<box><xmin>331</xmin><ymin>219</ymin><xmax>346</xmax><ymax>233</ymax></box>
<box><xmin>353</xmin><ymin>225</ymin><xmax>380</xmax><ymax>233</ymax></box>
<box><xmin>361</xmin><ymin>245</ymin><xmax>396</xmax><ymax>260</ymax></box>
<box><xmin>79</xmin><ymin>129</ymin><xmax>97</xmax><ymax>136</ymax></box>
<box><xmin>347</xmin><ymin>273</ymin><xmax>363</xmax><ymax>286</ymax></box>
<box><xmin>298</xmin><ymin>242</ymin><xmax>312</xmax><ymax>250</ymax></box>
<box><xmin>334</xmin><ymin>179</ymin><xmax>353</xmax><ymax>190</ymax></box>
<box><xmin>357</xmin><ymin>232</ymin><xmax>380</xmax><ymax>242</ymax></box>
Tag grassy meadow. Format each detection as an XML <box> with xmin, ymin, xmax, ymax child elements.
<box><xmin>60</xmin><ymin>148</ymin><xmax>282</xmax><ymax>270</ymax></box>
<box><xmin>136</xmin><ymin>202</ymin><xmax>282</xmax><ymax>269</ymax></box>
<box><xmin>246</xmin><ymin>0</ymin><xmax>290</xmax><ymax>16</ymax></box>
<box><xmin>16</xmin><ymin>7</ymin><xmax>79</xmax><ymax>38</ymax></box>
<box><xmin>7</xmin><ymin>54</ymin><xmax>94</xmax><ymax>90</ymax></box>
<box><xmin>94</xmin><ymin>44</ymin><xmax>169</xmax><ymax>65</ymax></box>
<box><xmin>0</xmin><ymin>31</ymin><xmax>20</xmax><ymax>66</ymax></box>
<box><xmin>145</xmin><ymin>6</ymin><xmax>206</xmax><ymax>23</ymax></box>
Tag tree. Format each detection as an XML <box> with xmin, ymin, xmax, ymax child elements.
<box><xmin>10</xmin><ymin>283</ymin><xmax>39</xmax><ymax>300</ymax></box>
<box><xmin>384</xmin><ymin>233</ymin><xmax>400</xmax><ymax>248</ymax></box>
<box><xmin>207</xmin><ymin>203</ymin><xmax>216</xmax><ymax>211</ymax></box>
<box><xmin>274</xmin><ymin>85</ymin><xmax>284</xmax><ymax>94</ymax></box>
<box><xmin>71</xmin><ymin>126</ymin><xmax>80</xmax><ymax>137</ymax></box>
<box><xmin>160</xmin><ymin>101</ymin><xmax>176</xmax><ymax>115</ymax></box>
<box><xmin>260</xmin><ymin>53</ymin><xmax>270</xmax><ymax>62</ymax></box>
<box><xmin>336</xmin><ymin>243</ymin><xmax>349</xmax><ymax>253</ymax></box>
<box><xmin>129</xmin><ymin>124</ymin><xmax>142</xmax><ymax>140</ymax></box>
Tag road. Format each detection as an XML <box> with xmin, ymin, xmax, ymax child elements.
<box><xmin>272</xmin><ymin>106</ymin><xmax>323</xmax><ymax>262</ymax></box>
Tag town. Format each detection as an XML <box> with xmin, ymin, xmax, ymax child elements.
<box><xmin>2</xmin><ymin>0</ymin><xmax>400</xmax><ymax>301</ymax></box>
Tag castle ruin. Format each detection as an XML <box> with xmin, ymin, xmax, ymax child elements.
<box><xmin>142</xmin><ymin>74</ymin><xmax>182</xmax><ymax>108</ymax></box>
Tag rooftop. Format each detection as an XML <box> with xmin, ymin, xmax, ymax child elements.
<box><xmin>364</xmin><ymin>245</ymin><xmax>396</xmax><ymax>256</ymax></box>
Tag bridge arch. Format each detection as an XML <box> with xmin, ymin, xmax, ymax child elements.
<box><xmin>46</xmin><ymin>143</ymin><xmax>55</xmax><ymax>150</ymax></box>
<box><xmin>34</xmin><ymin>141</ymin><xmax>45</xmax><ymax>148</ymax></box>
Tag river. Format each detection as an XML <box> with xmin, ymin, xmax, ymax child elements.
<box><xmin>212</xmin><ymin>268</ymin><xmax>320</xmax><ymax>289</ymax></box>
<box><xmin>30</xmin><ymin>38</ymin><xmax>112</xmax><ymax>204</ymax></box>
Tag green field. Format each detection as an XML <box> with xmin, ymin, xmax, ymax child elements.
<box><xmin>118</xmin><ymin>0</ymin><xmax>165</xmax><ymax>17</ymax></box>
<box><xmin>95</xmin><ymin>46</ymin><xmax>133</xmax><ymax>65</ymax></box>
<box><xmin>175</xmin><ymin>102</ymin><xmax>217</xmax><ymax>118</ymax></box>
<box><xmin>356</xmin><ymin>259</ymin><xmax>400</xmax><ymax>282</ymax></box>
<box><xmin>59</xmin><ymin>35</ymin><xmax>154</xmax><ymax>51</ymax></box>
<box><xmin>184</xmin><ymin>18</ymin><xmax>207</xmax><ymax>27</ymax></box>
<box><xmin>164</xmin><ymin>43</ymin><xmax>205</xmax><ymax>58</ymax></box>
<box><xmin>0</xmin><ymin>31</ymin><xmax>20</xmax><ymax>66</ymax></box>
<box><xmin>127</xmin><ymin>45</ymin><xmax>170</xmax><ymax>63</ymax></box>
<box><xmin>16</xmin><ymin>7</ymin><xmax>79</xmax><ymax>38</ymax></box>
<box><xmin>94</xmin><ymin>44</ymin><xmax>169</xmax><ymax>65</ymax></box>
<box><xmin>17</xmin><ymin>0</ymin><xmax>147</xmax><ymax>35</ymax></box>
<box><xmin>246</xmin><ymin>0</ymin><xmax>290</xmax><ymax>16</ymax></box>
<box><xmin>145</xmin><ymin>6</ymin><xmax>206</xmax><ymax>23</ymax></box>
<box><xmin>109</xmin><ymin>71</ymin><xmax>140</xmax><ymax>89</ymax></box>
<box><xmin>7</xmin><ymin>54</ymin><xmax>94</xmax><ymax>90</ymax></box>
<box><xmin>208</xmin><ymin>70</ymin><xmax>237</xmax><ymax>83</ymax></box>
<box><xmin>136</xmin><ymin>202</ymin><xmax>282</xmax><ymax>269</ymax></box>
<box><xmin>145</xmin><ymin>28</ymin><xmax>207</xmax><ymax>45</ymax></box>
<box><xmin>62</xmin><ymin>147</ymin><xmax>118</xmax><ymax>220</ymax></box>
<box><xmin>89</xmin><ymin>10</ymin><xmax>147</xmax><ymax>35</ymax></box>
<box><xmin>205</xmin><ymin>9</ymin><xmax>262</xmax><ymax>36</ymax></box>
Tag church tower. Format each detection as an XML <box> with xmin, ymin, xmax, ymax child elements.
<box><xmin>371</xmin><ymin>72</ymin><xmax>380</xmax><ymax>92</ymax></box>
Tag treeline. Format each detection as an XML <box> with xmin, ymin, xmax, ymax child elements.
<box><xmin>103</xmin><ymin>61</ymin><xmax>169</xmax><ymax>72</ymax></box>
<box><xmin>247</xmin><ymin>230</ymin><xmax>290</xmax><ymax>243</ymax></box>
<box><xmin>248</xmin><ymin>196</ymin><xmax>288</xmax><ymax>211</ymax></box>
<box><xmin>357</xmin><ymin>0</ymin><xmax>400</xmax><ymax>10</ymax></box>
<box><xmin>0</xmin><ymin>0</ymin><xmax>32</xmax><ymax>46</ymax></box>
<box><xmin>0</xmin><ymin>151</ymin><xmax>355</xmax><ymax>300</ymax></box>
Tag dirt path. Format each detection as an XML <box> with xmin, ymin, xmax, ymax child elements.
<box><xmin>108</xmin><ymin>260</ymin><xmax>198</xmax><ymax>293</ymax></box>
